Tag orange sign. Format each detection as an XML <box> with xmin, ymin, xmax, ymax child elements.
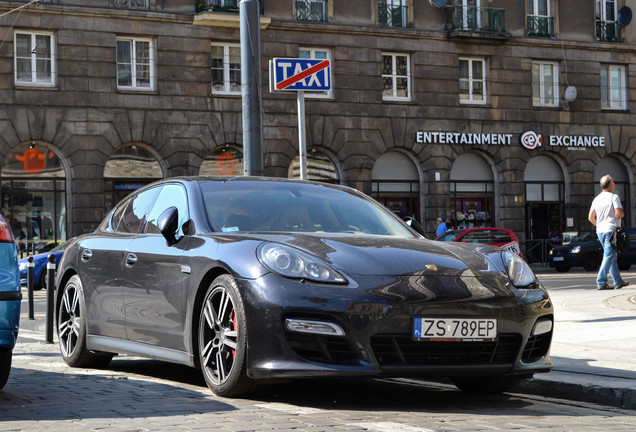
<box><xmin>215</xmin><ymin>151</ymin><xmax>239</xmax><ymax>176</ymax></box>
<box><xmin>17</xmin><ymin>147</ymin><xmax>46</xmax><ymax>174</ymax></box>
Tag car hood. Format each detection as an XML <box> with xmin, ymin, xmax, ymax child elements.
<box><xmin>220</xmin><ymin>233</ymin><xmax>505</xmax><ymax>278</ymax></box>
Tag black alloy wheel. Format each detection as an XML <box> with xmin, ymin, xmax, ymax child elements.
<box><xmin>198</xmin><ymin>274</ymin><xmax>254</xmax><ymax>397</ymax></box>
<box><xmin>57</xmin><ymin>275</ymin><xmax>113</xmax><ymax>368</ymax></box>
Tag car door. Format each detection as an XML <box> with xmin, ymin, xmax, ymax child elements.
<box><xmin>121</xmin><ymin>183</ymin><xmax>190</xmax><ymax>350</ymax></box>
<box><xmin>78</xmin><ymin>187</ymin><xmax>160</xmax><ymax>339</ymax></box>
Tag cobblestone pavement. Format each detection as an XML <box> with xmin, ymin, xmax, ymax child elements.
<box><xmin>2</xmin><ymin>327</ymin><xmax>636</xmax><ymax>432</ymax></box>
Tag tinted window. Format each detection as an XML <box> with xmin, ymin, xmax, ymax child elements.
<box><xmin>491</xmin><ymin>230</ymin><xmax>512</xmax><ymax>243</ymax></box>
<box><xmin>144</xmin><ymin>184</ymin><xmax>189</xmax><ymax>235</ymax></box>
<box><xmin>112</xmin><ymin>187</ymin><xmax>160</xmax><ymax>234</ymax></box>
<box><xmin>200</xmin><ymin>181</ymin><xmax>415</xmax><ymax>237</ymax></box>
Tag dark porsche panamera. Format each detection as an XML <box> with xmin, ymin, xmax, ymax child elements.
<box><xmin>55</xmin><ymin>177</ymin><xmax>553</xmax><ymax>397</ymax></box>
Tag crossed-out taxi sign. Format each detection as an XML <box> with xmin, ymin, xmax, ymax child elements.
<box><xmin>270</xmin><ymin>58</ymin><xmax>331</xmax><ymax>92</ymax></box>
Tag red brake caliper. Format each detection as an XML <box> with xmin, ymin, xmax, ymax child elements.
<box><xmin>231</xmin><ymin>310</ymin><xmax>237</xmax><ymax>360</ymax></box>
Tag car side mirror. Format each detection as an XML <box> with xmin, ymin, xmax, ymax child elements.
<box><xmin>403</xmin><ymin>216</ymin><xmax>426</xmax><ymax>238</ymax></box>
<box><xmin>158</xmin><ymin>206</ymin><xmax>180</xmax><ymax>246</ymax></box>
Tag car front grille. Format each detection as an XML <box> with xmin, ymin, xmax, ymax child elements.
<box><xmin>370</xmin><ymin>334</ymin><xmax>522</xmax><ymax>366</ymax></box>
<box><xmin>285</xmin><ymin>332</ymin><xmax>362</xmax><ymax>364</ymax></box>
<box><xmin>521</xmin><ymin>331</ymin><xmax>552</xmax><ymax>363</ymax></box>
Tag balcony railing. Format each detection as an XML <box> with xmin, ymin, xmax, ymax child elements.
<box><xmin>596</xmin><ymin>20</ymin><xmax>621</xmax><ymax>42</ymax></box>
<box><xmin>378</xmin><ymin>3</ymin><xmax>407</xmax><ymax>28</ymax></box>
<box><xmin>196</xmin><ymin>0</ymin><xmax>239</xmax><ymax>14</ymax></box>
<box><xmin>444</xmin><ymin>6</ymin><xmax>506</xmax><ymax>34</ymax></box>
<box><xmin>112</xmin><ymin>0</ymin><xmax>149</xmax><ymax>9</ymax></box>
<box><xmin>296</xmin><ymin>0</ymin><xmax>328</xmax><ymax>23</ymax></box>
<box><xmin>527</xmin><ymin>15</ymin><xmax>554</xmax><ymax>38</ymax></box>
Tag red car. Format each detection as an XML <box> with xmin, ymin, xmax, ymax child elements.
<box><xmin>435</xmin><ymin>227</ymin><xmax>523</xmax><ymax>258</ymax></box>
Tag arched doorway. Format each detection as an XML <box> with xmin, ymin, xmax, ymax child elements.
<box><xmin>104</xmin><ymin>143</ymin><xmax>164</xmax><ymax>212</ymax></box>
<box><xmin>200</xmin><ymin>145</ymin><xmax>243</xmax><ymax>176</ymax></box>
<box><xmin>1</xmin><ymin>141</ymin><xmax>66</xmax><ymax>256</ymax></box>
<box><xmin>524</xmin><ymin>154</ymin><xmax>565</xmax><ymax>263</ymax></box>
<box><xmin>450</xmin><ymin>152</ymin><xmax>494</xmax><ymax>229</ymax></box>
<box><xmin>287</xmin><ymin>148</ymin><xmax>340</xmax><ymax>184</ymax></box>
<box><xmin>371</xmin><ymin>151</ymin><xmax>420</xmax><ymax>219</ymax></box>
<box><xmin>594</xmin><ymin>157</ymin><xmax>630</xmax><ymax>225</ymax></box>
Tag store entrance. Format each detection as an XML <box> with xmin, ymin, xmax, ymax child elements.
<box><xmin>525</xmin><ymin>202</ymin><xmax>562</xmax><ymax>265</ymax></box>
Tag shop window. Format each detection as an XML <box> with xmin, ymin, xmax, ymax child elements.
<box><xmin>1</xmin><ymin>142</ymin><xmax>66</xmax><ymax>256</ymax></box>
<box><xmin>371</xmin><ymin>152</ymin><xmax>419</xmax><ymax>219</ymax></box>
<box><xmin>199</xmin><ymin>146</ymin><xmax>243</xmax><ymax>176</ymax></box>
<box><xmin>116</xmin><ymin>37</ymin><xmax>155</xmax><ymax>91</ymax></box>
<box><xmin>450</xmin><ymin>153</ymin><xmax>494</xmax><ymax>229</ymax></box>
<box><xmin>601</xmin><ymin>64</ymin><xmax>626</xmax><ymax>110</ymax></box>
<box><xmin>104</xmin><ymin>144</ymin><xmax>163</xmax><ymax>212</ymax></box>
<box><xmin>459</xmin><ymin>57</ymin><xmax>486</xmax><ymax>104</ymax></box>
<box><xmin>532</xmin><ymin>61</ymin><xmax>559</xmax><ymax>107</ymax></box>
<box><xmin>14</xmin><ymin>31</ymin><xmax>56</xmax><ymax>87</ymax></box>
<box><xmin>211</xmin><ymin>43</ymin><xmax>241</xmax><ymax>95</ymax></box>
<box><xmin>382</xmin><ymin>52</ymin><xmax>411</xmax><ymax>101</ymax></box>
<box><xmin>287</xmin><ymin>149</ymin><xmax>340</xmax><ymax>183</ymax></box>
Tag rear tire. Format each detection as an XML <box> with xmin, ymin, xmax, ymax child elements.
<box><xmin>0</xmin><ymin>349</ymin><xmax>12</xmax><ymax>390</ymax></box>
<box><xmin>618</xmin><ymin>264</ymin><xmax>631</xmax><ymax>271</ymax></box>
<box><xmin>57</xmin><ymin>275</ymin><xmax>113</xmax><ymax>368</ymax></box>
<box><xmin>198</xmin><ymin>274</ymin><xmax>254</xmax><ymax>398</ymax></box>
<box><xmin>451</xmin><ymin>375</ymin><xmax>518</xmax><ymax>394</ymax></box>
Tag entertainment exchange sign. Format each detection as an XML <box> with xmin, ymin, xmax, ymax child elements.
<box><xmin>415</xmin><ymin>131</ymin><xmax>606</xmax><ymax>151</ymax></box>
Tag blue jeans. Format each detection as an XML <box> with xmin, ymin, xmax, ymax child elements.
<box><xmin>597</xmin><ymin>231</ymin><xmax>623</xmax><ymax>287</ymax></box>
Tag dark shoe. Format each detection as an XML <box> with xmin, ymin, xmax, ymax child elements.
<box><xmin>597</xmin><ymin>284</ymin><xmax>614</xmax><ymax>290</ymax></box>
<box><xmin>616</xmin><ymin>281</ymin><xmax>630</xmax><ymax>289</ymax></box>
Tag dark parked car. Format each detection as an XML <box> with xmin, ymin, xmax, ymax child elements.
<box><xmin>18</xmin><ymin>239</ymin><xmax>72</xmax><ymax>290</ymax></box>
<box><xmin>55</xmin><ymin>177</ymin><xmax>554</xmax><ymax>397</ymax></box>
<box><xmin>0</xmin><ymin>214</ymin><xmax>21</xmax><ymax>390</ymax></box>
<box><xmin>548</xmin><ymin>228</ymin><xmax>636</xmax><ymax>272</ymax></box>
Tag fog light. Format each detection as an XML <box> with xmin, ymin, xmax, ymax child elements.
<box><xmin>532</xmin><ymin>319</ymin><xmax>553</xmax><ymax>336</ymax></box>
<box><xmin>285</xmin><ymin>318</ymin><xmax>345</xmax><ymax>336</ymax></box>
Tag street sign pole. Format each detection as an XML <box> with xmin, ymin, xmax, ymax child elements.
<box><xmin>297</xmin><ymin>91</ymin><xmax>307</xmax><ymax>180</ymax></box>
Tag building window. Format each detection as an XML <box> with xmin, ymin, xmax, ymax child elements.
<box><xmin>527</xmin><ymin>0</ymin><xmax>554</xmax><ymax>37</ymax></box>
<box><xmin>111</xmin><ymin>0</ymin><xmax>149</xmax><ymax>9</ymax></box>
<box><xmin>382</xmin><ymin>53</ymin><xmax>411</xmax><ymax>101</ymax></box>
<box><xmin>378</xmin><ymin>1</ymin><xmax>408</xmax><ymax>28</ymax></box>
<box><xmin>299</xmin><ymin>47</ymin><xmax>332</xmax><ymax>99</ymax></box>
<box><xmin>532</xmin><ymin>61</ymin><xmax>558</xmax><ymax>107</ymax></box>
<box><xmin>211</xmin><ymin>43</ymin><xmax>241</xmax><ymax>95</ymax></box>
<box><xmin>14</xmin><ymin>31</ymin><xmax>56</xmax><ymax>87</ymax></box>
<box><xmin>116</xmin><ymin>38</ymin><xmax>155</xmax><ymax>91</ymax></box>
<box><xmin>596</xmin><ymin>0</ymin><xmax>619</xmax><ymax>42</ymax></box>
<box><xmin>296</xmin><ymin>0</ymin><xmax>328</xmax><ymax>22</ymax></box>
<box><xmin>601</xmin><ymin>65</ymin><xmax>626</xmax><ymax>110</ymax></box>
<box><xmin>459</xmin><ymin>57</ymin><xmax>486</xmax><ymax>104</ymax></box>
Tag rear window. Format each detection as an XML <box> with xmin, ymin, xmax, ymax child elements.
<box><xmin>492</xmin><ymin>230</ymin><xmax>512</xmax><ymax>243</ymax></box>
<box><xmin>462</xmin><ymin>230</ymin><xmax>492</xmax><ymax>244</ymax></box>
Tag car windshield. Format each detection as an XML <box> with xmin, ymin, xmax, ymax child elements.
<box><xmin>199</xmin><ymin>180</ymin><xmax>416</xmax><ymax>237</ymax></box>
<box><xmin>576</xmin><ymin>231</ymin><xmax>598</xmax><ymax>242</ymax></box>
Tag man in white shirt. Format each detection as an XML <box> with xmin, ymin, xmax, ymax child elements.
<box><xmin>588</xmin><ymin>175</ymin><xmax>629</xmax><ymax>290</ymax></box>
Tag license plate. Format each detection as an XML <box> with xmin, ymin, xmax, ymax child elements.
<box><xmin>553</xmin><ymin>257</ymin><xmax>564</xmax><ymax>261</ymax></box>
<box><xmin>413</xmin><ymin>318</ymin><xmax>497</xmax><ymax>341</ymax></box>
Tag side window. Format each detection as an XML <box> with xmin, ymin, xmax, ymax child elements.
<box><xmin>144</xmin><ymin>184</ymin><xmax>189</xmax><ymax>235</ymax></box>
<box><xmin>112</xmin><ymin>187</ymin><xmax>160</xmax><ymax>234</ymax></box>
<box><xmin>463</xmin><ymin>230</ymin><xmax>491</xmax><ymax>244</ymax></box>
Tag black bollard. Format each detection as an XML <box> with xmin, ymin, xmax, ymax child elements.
<box><xmin>27</xmin><ymin>255</ymin><xmax>34</xmax><ymax>320</ymax></box>
<box><xmin>45</xmin><ymin>254</ymin><xmax>56</xmax><ymax>344</ymax></box>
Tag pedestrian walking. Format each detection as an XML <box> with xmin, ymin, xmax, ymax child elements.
<box><xmin>436</xmin><ymin>217</ymin><xmax>447</xmax><ymax>237</ymax></box>
<box><xmin>587</xmin><ymin>174</ymin><xmax>629</xmax><ymax>290</ymax></box>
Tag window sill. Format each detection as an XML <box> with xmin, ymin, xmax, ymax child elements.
<box><xmin>117</xmin><ymin>88</ymin><xmax>158</xmax><ymax>94</ymax></box>
<box><xmin>14</xmin><ymin>85</ymin><xmax>58</xmax><ymax>91</ymax></box>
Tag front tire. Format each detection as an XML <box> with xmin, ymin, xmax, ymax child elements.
<box><xmin>583</xmin><ymin>253</ymin><xmax>601</xmax><ymax>271</ymax></box>
<box><xmin>451</xmin><ymin>375</ymin><xmax>518</xmax><ymax>394</ymax></box>
<box><xmin>198</xmin><ymin>274</ymin><xmax>254</xmax><ymax>398</ymax></box>
<box><xmin>57</xmin><ymin>275</ymin><xmax>113</xmax><ymax>368</ymax></box>
<box><xmin>554</xmin><ymin>264</ymin><xmax>570</xmax><ymax>273</ymax></box>
<box><xmin>0</xmin><ymin>349</ymin><xmax>12</xmax><ymax>390</ymax></box>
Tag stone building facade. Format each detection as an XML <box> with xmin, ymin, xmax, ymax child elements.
<box><xmin>1</xmin><ymin>0</ymin><xmax>635</xmax><ymax>262</ymax></box>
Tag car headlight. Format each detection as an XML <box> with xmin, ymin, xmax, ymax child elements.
<box><xmin>502</xmin><ymin>251</ymin><xmax>536</xmax><ymax>288</ymax></box>
<box><xmin>571</xmin><ymin>246</ymin><xmax>581</xmax><ymax>254</ymax></box>
<box><xmin>257</xmin><ymin>243</ymin><xmax>347</xmax><ymax>284</ymax></box>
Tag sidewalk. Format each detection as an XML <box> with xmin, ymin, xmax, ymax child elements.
<box><xmin>510</xmin><ymin>266</ymin><xmax>636</xmax><ymax>409</ymax></box>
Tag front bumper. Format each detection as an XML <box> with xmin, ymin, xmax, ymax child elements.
<box><xmin>238</xmin><ymin>273</ymin><xmax>554</xmax><ymax>380</ymax></box>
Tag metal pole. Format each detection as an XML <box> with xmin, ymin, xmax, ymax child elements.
<box><xmin>27</xmin><ymin>256</ymin><xmax>34</xmax><ymax>320</ymax></box>
<box><xmin>240</xmin><ymin>0</ymin><xmax>263</xmax><ymax>176</ymax></box>
<box><xmin>297</xmin><ymin>91</ymin><xmax>307</xmax><ymax>180</ymax></box>
<box><xmin>45</xmin><ymin>254</ymin><xmax>55</xmax><ymax>343</ymax></box>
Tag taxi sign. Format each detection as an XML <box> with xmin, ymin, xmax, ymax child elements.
<box><xmin>270</xmin><ymin>58</ymin><xmax>331</xmax><ymax>92</ymax></box>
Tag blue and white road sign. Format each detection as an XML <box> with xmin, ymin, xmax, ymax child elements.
<box><xmin>270</xmin><ymin>58</ymin><xmax>331</xmax><ymax>91</ymax></box>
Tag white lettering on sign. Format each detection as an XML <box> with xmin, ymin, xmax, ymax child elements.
<box><xmin>416</xmin><ymin>132</ymin><xmax>513</xmax><ymax>145</ymax></box>
<box><xmin>549</xmin><ymin>135</ymin><xmax>605</xmax><ymax>147</ymax></box>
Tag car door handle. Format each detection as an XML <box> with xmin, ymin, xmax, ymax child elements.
<box><xmin>126</xmin><ymin>253</ymin><xmax>137</xmax><ymax>266</ymax></box>
<box><xmin>81</xmin><ymin>249</ymin><xmax>93</xmax><ymax>261</ymax></box>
